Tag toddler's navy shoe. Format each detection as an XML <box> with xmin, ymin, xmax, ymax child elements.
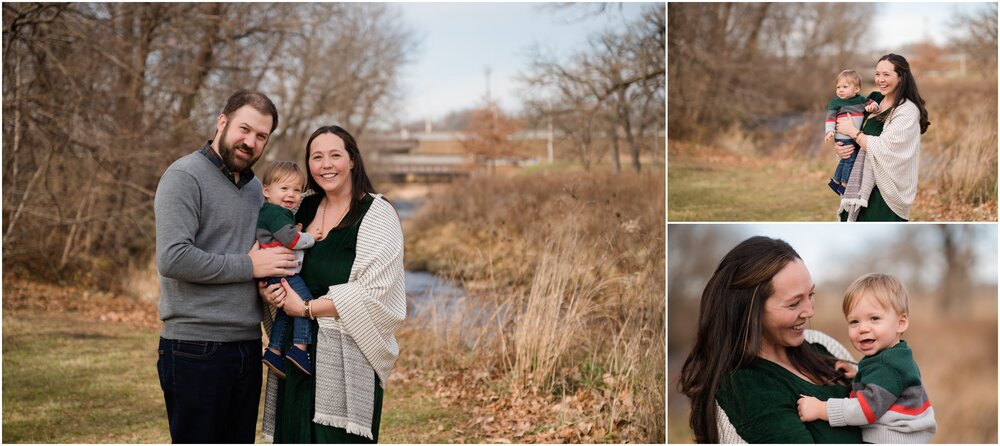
<box><xmin>262</xmin><ymin>348</ymin><xmax>286</xmax><ymax>379</ymax></box>
<box><xmin>287</xmin><ymin>345</ymin><xmax>314</xmax><ymax>376</ymax></box>
<box><xmin>828</xmin><ymin>179</ymin><xmax>843</xmax><ymax>195</ymax></box>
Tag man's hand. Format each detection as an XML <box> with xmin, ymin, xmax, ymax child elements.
<box><xmin>835</xmin><ymin>360</ymin><xmax>858</xmax><ymax>379</ymax></box>
<box><xmin>797</xmin><ymin>395</ymin><xmax>828</xmax><ymax>422</ymax></box>
<box><xmin>248</xmin><ymin>242</ymin><xmax>298</xmax><ymax>278</ymax></box>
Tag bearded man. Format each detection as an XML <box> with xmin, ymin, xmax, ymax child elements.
<box><xmin>154</xmin><ymin>90</ymin><xmax>297</xmax><ymax>443</ymax></box>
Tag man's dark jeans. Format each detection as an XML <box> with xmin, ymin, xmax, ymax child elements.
<box><xmin>157</xmin><ymin>337</ymin><xmax>262</xmax><ymax>443</ymax></box>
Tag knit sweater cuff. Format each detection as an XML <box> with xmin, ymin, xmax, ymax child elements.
<box><xmin>827</xmin><ymin>398</ymin><xmax>849</xmax><ymax>427</ymax></box>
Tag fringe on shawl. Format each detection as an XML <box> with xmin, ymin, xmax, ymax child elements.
<box><xmin>837</xmin><ymin>145</ymin><xmax>875</xmax><ymax>222</ymax></box>
<box><xmin>313</xmin><ymin>413</ymin><xmax>375</xmax><ymax>440</ymax></box>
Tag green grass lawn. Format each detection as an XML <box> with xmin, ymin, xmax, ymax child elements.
<box><xmin>2</xmin><ymin>311</ymin><xmax>169</xmax><ymax>443</ymax></box>
<box><xmin>2</xmin><ymin>309</ymin><xmax>469</xmax><ymax>443</ymax></box>
<box><xmin>668</xmin><ymin>156</ymin><xmax>842</xmax><ymax>221</ymax></box>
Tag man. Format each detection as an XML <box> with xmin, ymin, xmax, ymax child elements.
<box><xmin>154</xmin><ymin>90</ymin><xmax>297</xmax><ymax>443</ymax></box>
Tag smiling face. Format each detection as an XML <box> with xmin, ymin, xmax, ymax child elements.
<box><xmin>874</xmin><ymin>60</ymin><xmax>901</xmax><ymax>98</ymax></box>
<box><xmin>760</xmin><ymin>259</ymin><xmax>816</xmax><ymax>356</ymax></box>
<box><xmin>836</xmin><ymin>77</ymin><xmax>860</xmax><ymax>100</ymax></box>
<box><xmin>846</xmin><ymin>292</ymin><xmax>908</xmax><ymax>356</ymax></box>
<box><xmin>263</xmin><ymin>175</ymin><xmax>304</xmax><ymax>210</ymax></box>
<box><xmin>215</xmin><ymin>105</ymin><xmax>272</xmax><ymax>173</ymax></box>
<box><xmin>307</xmin><ymin>133</ymin><xmax>354</xmax><ymax>196</ymax></box>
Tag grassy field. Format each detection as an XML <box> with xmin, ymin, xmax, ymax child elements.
<box><xmin>668</xmin><ymin>77</ymin><xmax>999</xmax><ymax>222</ymax></box>
<box><xmin>668</xmin><ymin>139</ymin><xmax>998</xmax><ymax>222</ymax></box>
<box><xmin>668</xmin><ymin>149</ymin><xmax>840</xmax><ymax>221</ymax></box>
<box><xmin>3</xmin><ymin>311</ymin><xmax>169</xmax><ymax>443</ymax></box>
<box><xmin>1</xmin><ymin>280</ymin><xmax>470</xmax><ymax>444</ymax></box>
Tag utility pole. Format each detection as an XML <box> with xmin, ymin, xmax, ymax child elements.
<box><xmin>547</xmin><ymin>116</ymin><xmax>554</xmax><ymax>164</ymax></box>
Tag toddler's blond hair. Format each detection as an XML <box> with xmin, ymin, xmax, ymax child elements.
<box><xmin>837</xmin><ymin>69</ymin><xmax>862</xmax><ymax>89</ymax></box>
<box><xmin>261</xmin><ymin>160</ymin><xmax>306</xmax><ymax>189</ymax></box>
<box><xmin>842</xmin><ymin>273</ymin><xmax>909</xmax><ymax>318</ymax></box>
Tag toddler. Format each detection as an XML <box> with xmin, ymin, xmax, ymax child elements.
<box><xmin>258</xmin><ymin>161</ymin><xmax>316</xmax><ymax>378</ymax></box>
<box><xmin>797</xmin><ymin>273</ymin><xmax>936</xmax><ymax>443</ymax></box>
<box><xmin>825</xmin><ymin>70</ymin><xmax>881</xmax><ymax>195</ymax></box>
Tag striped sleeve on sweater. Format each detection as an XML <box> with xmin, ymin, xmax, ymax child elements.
<box><xmin>318</xmin><ymin>195</ymin><xmax>406</xmax><ymax>387</ymax></box>
<box><xmin>865</xmin><ymin>101</ymin><xmax>921</xmax><ymax>219</ymax></box>
<box><xmin>825</xmin><ymin>342</ymin><xmax>936</xmax><ymax>443</ymax></box>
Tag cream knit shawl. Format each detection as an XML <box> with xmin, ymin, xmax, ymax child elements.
<box><xmin>838</xmin><ymin>100</ymin><xmax>921</xmax><ymax>220</ymax></box>
<box><xmin>262</xmin><ymin>194</ymin><xmax>406</xmax><ymax>441</ymax></box>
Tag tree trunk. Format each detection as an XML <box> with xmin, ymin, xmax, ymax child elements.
<box><xmin>177</xmin><ymin>3</ymin><xmax>221</xmax><ymax>125</ymax></box>
<box><xmin>608</xmin><ymin>120</ymin><xmax>621</xmax><ymax>173</ymax></box>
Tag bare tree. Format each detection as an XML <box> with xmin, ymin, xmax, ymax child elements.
<box><xmin>948</xmin><ymin>3</ymin><xmax>998</xmax><ymax>77</ymax></box>
<box><xmin>2</xmin><ymin>3</ymin><xmax>416</xmax><ymax>290</ymax></box>
<box><xmin>936</xmin><ymin>225</ymin><xmax>976</xmax><ymax>316</ymax></box>
<box><xmin>668</xmin><ymin>3</ymin><xmax>874</xmax><ymax>141</ymax></box>
<box><xmin>266</xmin><ymin>3</ymin><xmax>417</xmax><ymax>162</ymax></box>
<box><xmin>520</xmin><ymin>4</ymin><xmax>664</xmax><ymax>172</ymax></box>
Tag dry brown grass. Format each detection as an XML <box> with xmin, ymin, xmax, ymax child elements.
<box><xmin>919</xmin><ymin>77</ymin><xmax>999</xmax><ymax>209</ymax></box>
<box><xmin>402</xmin><ymin>170</ymin><xmax>665</xmax><ymax>442</ymax></box>
<box><xmin>670</xmin><ymin>76</ymin><xmax>998</xmax><ymax>221</ymax></box>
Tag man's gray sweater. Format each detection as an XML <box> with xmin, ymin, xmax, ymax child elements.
<box><xmin>155</xmin><ymin>150</ymin><xmax>264</xmax><ymax>342</ymax></box>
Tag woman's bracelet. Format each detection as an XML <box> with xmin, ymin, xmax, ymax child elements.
<box><xmin>304</xmin><ymin>300</ymin><xmax>314</xmax><ymax>320</ymax></box>
<box><xmin>855</xmin><ymin>130</ymin><xmax>864</xmax><ymax>139</ymax></box>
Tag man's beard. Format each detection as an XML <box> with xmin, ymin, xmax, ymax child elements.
<box><xmin>218</xmin><ymin>122</ymin><xmax>262</xmax><ymax>173</ymax></box>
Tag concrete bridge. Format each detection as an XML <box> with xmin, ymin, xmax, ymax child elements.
<box><xmin>371</xmin><ymin>153</ymin><xmax>475</xmax><ymax>183</ymax></box>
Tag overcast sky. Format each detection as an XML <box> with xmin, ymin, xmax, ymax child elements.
<box><xmin>395</xmin><ymin>2</ymin><xmax>654</xmax><ymax>123</ymax></box>
<box><xmin>393</xmin><ymin>2</ymin><xmax>991</xmax><ymax>124</ymax></box>
<box><xmin>873</xmin><ymin>2</ymin><xmax>993</xmax><ymax>51</ymax></box>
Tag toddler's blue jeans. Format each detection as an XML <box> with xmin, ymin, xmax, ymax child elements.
<box><xmin>265</xmin><ymin>274</ymin><xmax>314</xmax><ymax>349</ymax></box>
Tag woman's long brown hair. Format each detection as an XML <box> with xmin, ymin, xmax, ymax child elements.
<box><xmin>677</xmin><ymin>236</ymin><xmax>840</xmax><ymax>443</ymax></box>
<box><xmin>875</xmin><ymin>53</ymin><xmax>930</xmax><ymax>134</ymax></box>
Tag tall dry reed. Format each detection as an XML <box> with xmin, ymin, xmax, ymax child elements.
<box><xmin>402</xmin><ymin>169</ymin><xmax>665</xmax><ymax>442</ymax></box>
<box><xmin>920</xmin><ymin>77</ymin><xmax>999</xmax><ymax>206</ymax></box>
<box><xmin>510</xmin><ymin>229</ymin><xmax>611</xmax><ymax>391</ymax></box>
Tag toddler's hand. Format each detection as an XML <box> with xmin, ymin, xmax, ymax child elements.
<box><xmin>797</xmin><ymin>395</ymin><xmax>826</xmax><ymax>422</ymax></box>
<box><xmin>824</xmin><ymin>131</ymin><xmax>834</xmax><ymax>143</ymax></box>
<box><xmin>295</xmin><ymin>223</ymin><xmax>303</xmax><ymax>231</ymax></box>
<box><xmin>865</xmin><ymin>103</ymin><xmax>879</xmax><ymax>113</ymax></box>
<box><xmin>835</xmin><ymin>360</ymin><xmax>858</xmax><ymax>379</ymax></box>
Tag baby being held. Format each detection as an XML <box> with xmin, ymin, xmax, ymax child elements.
<box><xmin>797</xmin><ymin>273</ymin><xmax>936</xmax><ymax>443</ymax></box>
<box><xmin>825</xmin><ymin>70</ymin><xmax>881</xmax><ymax>195</ymax></box>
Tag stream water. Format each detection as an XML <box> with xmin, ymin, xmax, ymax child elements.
<box><xmin>396</xmin><ymin>198</ymin><xmax>466</xmax><ymax>317</ymax></box>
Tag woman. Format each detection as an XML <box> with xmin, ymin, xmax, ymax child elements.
<box><xmin>835</xmin><ymin>53</ymin><xmax>930</xmax><ymax>221</ymax></box>
<box><xmin>259</xmin><ymin>125</ymin><xmax>406</xmax><ymax>443</ymax></box>
<box><xmin>678</xmin><ymin>236</ymin><xmax>862</xmax><ymax>443</ymax></box>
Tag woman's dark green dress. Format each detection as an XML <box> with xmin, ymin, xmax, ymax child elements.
<box><xmin>840</xmin><ymin>109</ymin><xmax>908</xmax><ymax>222</ymax></box>
<box><xmin>273</xmin><ymin>193</ymin><xmax>383</xmax><ymax>443</ymax></box>
<box><xmin>716</xmin><ymin>344</ymin><xmax>863</xmax><ymax>443</ymax></box>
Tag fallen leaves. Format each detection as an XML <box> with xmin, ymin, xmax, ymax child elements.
<box><xmin>3</xmin><ymin>278</ymin><xmax>160</xmax><ymax>329</ymax></box>
<box><xmin>390</xmin><ymin>360</ymin><xmax>642</xmax><ymax>444</ymax></box>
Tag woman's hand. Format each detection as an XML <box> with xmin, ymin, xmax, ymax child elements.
<box><xmin>259</xmin><ymin>280</ymin><xmax>285</xmax><ymax>308</ymax></box>
<box><xmin>278</xmin><ymin>279</ymin><xmax>307</xmax><ymax>318</ymax></box>
<box><xmin>834</xmin><ymin>141</ymin><xmax>855</xmax><ymax>159</ymax></box>
<box><xmin>835</xmin><ymin>360</ymin><xmax>858</xmax><ymax>379</ymax></box>
<box><xmin>797</xmin><ymin>395</ymin><xmax>828</xmax><ymax>422</ymax></box>
<box><xmin>836</xmin><ymin>114</ymin><xmax>859</xmax><ymax>138</ymax></box>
